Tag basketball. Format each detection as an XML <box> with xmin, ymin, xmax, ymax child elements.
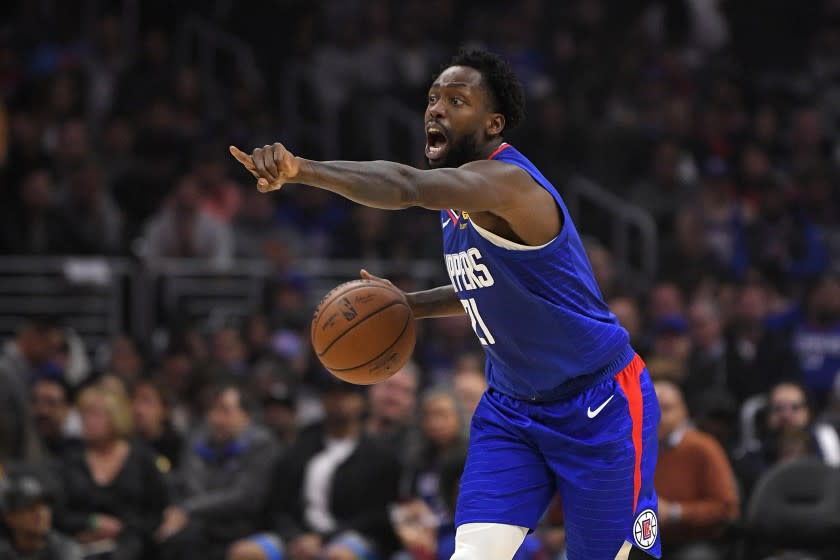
<box><xmin>311</xmin><ymin>279</ymin><xmax>416</xmax><ymax>385</ymax></box>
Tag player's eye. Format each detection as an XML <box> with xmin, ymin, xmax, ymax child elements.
<box><xmin>451</xmin><ymin>97</ymin><xmax>464</xmax><ymax>106</ymax></box>
<box><xmin>428</xmin><ymin>94</ymin><xmax>438</xmax><ymax>105</ymax></box>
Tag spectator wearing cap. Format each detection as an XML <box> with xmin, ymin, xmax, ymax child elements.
<box><xmin>261</xmin><ymin>381</ymin><xmax>298</xmax><ymax>449</ymax></box>
<box><xmin>0</xmin><ymin>467</ymin><xmax>82</xmax><ymax>560</ymax></box>
<box><xmin>647</xmin><ymin>314</ymin><xmax>691</xmax><ymax>383</ymax></box>
<box><xmin>229</xmin><ymin>376</ymin><xmax>401</xmax><ymax>560</ymax></box>
<box><xmin>654</xmin><ymin>381</ymin><xmax>740</xmax><ymax>560</ymax></box>
<box><xmin>131</xmin><ymin>380</ymin><xmax>184</xmax><ymax>472</ymax></box>
<box><xmin>30</xmin><ymin>377</ymin><xmax>81</xmax><ymax>459</ymax></box>
<box><xmin>55</xmin><ymin>383</ymin><xmax>168</xmax><ymax>560</ymax></box>
<box><xmin>157</xmin><ymin>384</ymin><xmax>279</xmax><ymax>560</ymax></box>
<box><xmin>734</xmin><ymin>381</ymin><xmax>840</xmax><ymax>500</ymax></box>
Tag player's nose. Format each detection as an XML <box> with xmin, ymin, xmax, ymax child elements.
<box><xmin>428</xmin><ymin>99</ymin><xmax>445</xmax><ymax>119</ymax></box>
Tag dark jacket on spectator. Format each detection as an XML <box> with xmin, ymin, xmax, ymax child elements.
<box><xmin>0</xmin><ymin>531</ymin><xmax>83</xmax><ymax>560</ymax></box>
<box><xmin>173</xmin><ymin>424</ymin><xmax>278</xmax><ymax>544</ymax></box>
<box><xmin>266</xmin><ymin>423</ymin><xmax>401</xmax><ymax>552</ymax></box>
<box><xmin>54</xmin><ymin>443</ymin><xmax>168</xmax><ymax>559</ymax></box>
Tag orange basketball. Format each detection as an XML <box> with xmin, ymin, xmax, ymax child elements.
<box><xmin>311</xmin><ymin>279</ymin><xmax>416</xmax><ymax>385</ymax></box>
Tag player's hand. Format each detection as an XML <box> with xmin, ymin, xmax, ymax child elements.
<box><xmin>360</xmin><ymin>269</ymin><xmax>397</xmax><ymax>290</ymax></box>
<box><xmin>361</xmin><ymin>269</ymin><xmax>418</xmax><ymax>313</ymax></box>
<box><xmin>229</xmin><ymin>143</ymin><xmax>301</xmax><ymax>193</ymax></box>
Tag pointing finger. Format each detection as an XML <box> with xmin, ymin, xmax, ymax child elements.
<box><xmin>229</xmin><ymin>146</ymin><xmax>259</xmax><ymax>178</ymax></box>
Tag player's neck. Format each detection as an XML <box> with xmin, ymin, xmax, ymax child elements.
<box><xmin>478</xmin><ymin>138</ymin><xmax>506</xmax><ymax>160</ymax></box>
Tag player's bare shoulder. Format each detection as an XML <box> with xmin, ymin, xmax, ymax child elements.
<box><xmin>459</xmin><ymin>159</ymin><xmax>561</xmax><ymax>244</ymax></box>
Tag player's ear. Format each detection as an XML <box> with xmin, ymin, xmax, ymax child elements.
<box><xmin>487</xmin><ymin>113</ymin><xmax>505</xmax><ymax>137</ymax></box>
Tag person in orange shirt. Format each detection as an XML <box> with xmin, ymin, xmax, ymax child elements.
<box><xmin>654</xmin><ymin>381</ymin><xmax>740</xmax><ymax>560</ymax></box>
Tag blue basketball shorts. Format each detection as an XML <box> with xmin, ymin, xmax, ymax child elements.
<box><xmin>455</xmin><ymin>354</ymin><xmax>662</xmax><ymax>559</ymax></box>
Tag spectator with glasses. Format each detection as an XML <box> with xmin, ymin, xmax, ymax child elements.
<box><xmin>734</xmin><ymin>381</ymin><xmax>840</xmax><ymax>500</ymax></box>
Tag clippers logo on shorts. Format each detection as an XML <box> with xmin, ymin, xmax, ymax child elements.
<box><xmin>633</xmin><ymin>509</ymin><xmax>658</xmax><ymax>550</ymax></box>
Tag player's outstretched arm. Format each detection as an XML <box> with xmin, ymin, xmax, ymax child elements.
<box><xmin>361</xmin><ymin>270</ymin><xmax>464</xmax><ymax>319</ymax></box>
<box><xmin>229</xmin><ymin>144</ymin><xmax>529</xmax><ymax>214</ymax></box>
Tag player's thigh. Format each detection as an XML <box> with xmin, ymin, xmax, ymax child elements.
<box><xmin>450</xmin><ymin>523</ymin><xmax>528</xmax><ymax>560</ymax></box>
<box><xmin>553</xmin><ymin>366</ymin><xmax>661</xmax><ymax>559</ymax></box>
<box><xmin>455</xmin><ymin>390</ymin><xmax>555</xmax><ymax>530</ymax></box>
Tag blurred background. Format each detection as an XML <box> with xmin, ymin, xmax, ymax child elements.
<box><xmin>1</xmin><ymin>0</ymin><xmax>840</xmax><ymax>559</ymax></box>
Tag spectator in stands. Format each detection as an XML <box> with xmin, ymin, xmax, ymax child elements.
<box><xmin>242</xmin><ymin>314</ymin><xmax>274</xmax><ymax>366</ymax></box>
<box><xmin>647</xmin><ymin>315</ymin><xmax>691</xmax><ymax>383</ymax></box>
<box><xmin>451</xmin><ymin>355</ymin><xmax>487</xmax><ymax>418</ymax></box>
<box><xmin>365</xmin><ymin>362</ymin><xmax>420</xmax><ymax>463</ymax></box>
<box><xmin>0</xmin><ymin>168</ymin><xmax>82</xmax><ymax>255</ymax></box>
<box><xmin>260</xmin><ymin>381</ymin><xmax>298</xmax><ymax>449</ymax></box>
<box><xmin>682</xmin><ymin>299</ymin><xmax>732</xmax><ymax>415</ymax></box>
<box><xmin>55</xmin><ymin>384</ymin><xmax>168</xmax><ymax>560</ymax></box>
<box><xmin>157</xmin><ymin>384</ymin><xmax>278</xmax><ymax>560</ymax></box>
<box><xmin>229</xmin><ymin>377</ymin><xmax>400</xmax><ymax>560</ymax></box>
<box><xmin>142</xmin><ymin>173</ymin><xmax>233</xmax><ymax>265</ymax></box>
<box><xmin>724</xmin><ymin>283</ymin><xmax>799</xmax><ymax>405</ymax></box>
<box><xmin>608</xmin><ymin>296</ymin><xmax>648</xmax><ymax>356</ymax></box>
<box><xmin>101</xmin><ymin>335</ymin><xmax>145</xmax><ymax>387</ymax></box>
<box><xmin>696</xmin><ymin>157</ymin><xmax>751</xmax><ymax>278</ymax></box>
<box><xmin>61</xmin><ymin>159</ymin><xmax>123</xmax><ymax>255</ymax></box>
<box><xmin>660</xmin><ymin>208</ymin><xmax>726</xmax><ymax>294</ymax></box>
<box><xmin>403</xmin><ymin>388</ymin><xmax>469</xmax><ymax>519</ymax></box>
<box><xmin>792</xmin><ymin>275</ymin><xmax>840</xmax><ymax>405</ymax></box>
<box><xmin>654</xmin><ymin>381</ymin><xmax>740</xmax><ymax>560</ymax></box>
<box><xmin>0</xmin><ymin>467</ymin><xmax>82</xmax><ymax>560</ymax></box>
<box><xmin>734</xmin><ymin>381</ymin><xmax>840</xmax><ymax>499</ymax></box>
<box><xmin>746</xmin><ymin>177</ymin><xmax>827</xmax><ymax>281</ymax></box>
<box><xmin>207</xmin><ymin>327</ymin><xmax>250</xmax><ymax>380</ymax></box>
<box><xmin>131</xmin><ymin>380</ymin><xmax>184</xmax><ymax>472</ymax></box>
<box><xmin>393</xmin><ymin>451</ymin><xmax>542</xmax><ymax>560</ymax></box>
<box><xmin>0</xmin><ymin>317</ymin><xmax>61</xmax><ymax>461</ymax></box>
<box><xmin>647</xmin><ymin>281</ymin><xmax>686</xmax><ymax>325</ymax></box>
<box><xmin>30</xmin><ymin>377</ymin><xmax>80</xmax><ymax>459</ymax></box>
<box><xmin>630</xmin><ymin>138</ymin><xmax>697</xmax><ymax>237</ymax></box>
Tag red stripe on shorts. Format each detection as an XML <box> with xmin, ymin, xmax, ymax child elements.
<box><xmin>614</xmin><ymin>353</ymin><xmax>645</xmax><ymax>512</ymax></box>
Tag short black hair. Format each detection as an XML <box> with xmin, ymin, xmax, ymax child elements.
<box><xmin>444</xmin><ymin>48</ymin><xmax>526</xmax><ymax>133</ymax></box>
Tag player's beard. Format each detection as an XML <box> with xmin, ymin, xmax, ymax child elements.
<box><xmin>427</xmin><ymin>134</ymin><xmax>481</xmax><ymax>169</ymax></box>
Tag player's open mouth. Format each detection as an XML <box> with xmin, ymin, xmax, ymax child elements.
<box><xmin>425</xmin><ymin>125</ymin><xmax>449</xmax><ymax>160</ymax></box>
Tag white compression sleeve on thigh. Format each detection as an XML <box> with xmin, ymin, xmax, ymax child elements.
<box><xmin>450</xmin><ymin>523</ymin><xmax>529</xmax><ymax>560</ymax></box>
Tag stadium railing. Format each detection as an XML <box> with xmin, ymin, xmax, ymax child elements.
<box><xmin>564</xmin><ymin>174</ymin><xmax>658</xmax><ymax>286</ymax></box>
<box><xmin>0</xmin><ymin>256</ymin><xmax>444</xmax><ymax>352</ymax></box>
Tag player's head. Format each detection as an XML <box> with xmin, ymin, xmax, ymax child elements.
<box><xmin>425</xmin><ymin>48</ymin><xmax>525</xmax><ymax>168</ymax></box>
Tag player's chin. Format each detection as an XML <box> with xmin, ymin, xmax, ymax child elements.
<box><xmin>425</xmin><ymin>147</ymin><xmax>450</xmax><ymax>169</ymax></box>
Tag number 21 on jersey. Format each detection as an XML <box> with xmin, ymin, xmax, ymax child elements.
<box><xmin>461</xmin><ymin>298</ymin><xmax>495</xmax><ymax>345</ymax></box>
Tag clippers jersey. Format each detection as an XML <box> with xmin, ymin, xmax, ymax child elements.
<box><xmin>440</xmin><ymin>143</ymin><xmax>632</xmax><ymax>401</ymax></box>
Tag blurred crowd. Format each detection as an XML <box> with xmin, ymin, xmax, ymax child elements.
<box><xmin>2</xmin><ymin>0</ymin><xmax>840</xmax><ymax>559</ymax></box>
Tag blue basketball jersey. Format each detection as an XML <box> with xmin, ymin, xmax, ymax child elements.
<box><xmin>440</xmin><ymin>143</ymin><xmax>632</xmax><ymax>401</ymax></box>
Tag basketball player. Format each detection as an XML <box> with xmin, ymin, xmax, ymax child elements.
<box><xmin>231</xmin><ymin>49</ymin><xmax>660</xmax><ymax>560</ymax></box>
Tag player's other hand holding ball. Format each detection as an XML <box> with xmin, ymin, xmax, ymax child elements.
<box><xmin>229</xmin><ymin>143</ymin><xmax>301</xmax><ymax>192</ymax></box>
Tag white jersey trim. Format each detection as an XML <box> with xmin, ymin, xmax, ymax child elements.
<box><xmin>469</xmin><ymin>219</ymin><xmax>557</xmax><ymax>251</ymax></box>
